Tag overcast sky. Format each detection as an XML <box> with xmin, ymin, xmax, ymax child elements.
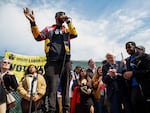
<box><xmin>0</xmin><ymin>0</ymin><xmax>150</xmax><ymax>61</ymax></box>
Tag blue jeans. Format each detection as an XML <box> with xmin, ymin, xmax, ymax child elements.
<box><xmin>109</xmin><ymin>92</ymin><xmax>121</xmax><ymax>113</ymax></box>
<box><xmin>94</xmin><ymin>96</ymin><xmax>107</xmax><ymax>113</ymax></box>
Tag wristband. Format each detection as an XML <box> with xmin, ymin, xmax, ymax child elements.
<box><xmin>30</xmin><ymin>21</ymin><xmax>36</xmax><ymax>26</ymax></box>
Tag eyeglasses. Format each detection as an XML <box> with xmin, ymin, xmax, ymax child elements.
<box><xmin>3</xmin><ymin>61</ymin><xmax>11</xmax><ymax>64</ymax></box>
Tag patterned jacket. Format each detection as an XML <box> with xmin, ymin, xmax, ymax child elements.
<box><xmin>30</xmin><ymin>22</ymin><xmax>77</xmax><ymax>61</ymax></box>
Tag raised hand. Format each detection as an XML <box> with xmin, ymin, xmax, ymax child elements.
<box><xmin>23</xmin><ymin>7</ymin><xmax>35</xmax><ymax>22</ymax></box>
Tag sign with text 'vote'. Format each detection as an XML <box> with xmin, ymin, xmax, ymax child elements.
<box><xmin>4</xmin><ymin>51</ymin><xmax>46</xmax><ymax>80</ymax></box>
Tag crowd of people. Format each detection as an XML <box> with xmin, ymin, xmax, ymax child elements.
<box><xmin>0</xmin><ymin>7</ymin><xmax>150</xmax><ymax>113</ymax></box>
<box><xmin>69</xmin><ymin>42</ymin><xmax>150</xmax><ymax>113</ymax></box>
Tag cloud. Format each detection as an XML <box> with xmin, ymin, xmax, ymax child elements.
<box><xmin>0</xmin><ymin>4</ymin><xmax>44</xmax><ymax>55</ymax></box>
<box><xmin>0</xmin><ymin>0</ymin><xmax>150</xmax><ymax>62</ymax></box>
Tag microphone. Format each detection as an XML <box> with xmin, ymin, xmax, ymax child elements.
<box><xmin>32</xmin><ymin>76</ymin><xmax>37</xmax><ymax>82</ymax></box>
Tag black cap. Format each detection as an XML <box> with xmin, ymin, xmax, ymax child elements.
<box><xmin>125</xmin><ymin>41</ymin><xmax>136</xmax><ymax>47</ymax></box>
<box><xmin>55</xmin><ymin>11</ymin><xmax>65</xmax><ymax>17</ymax></box>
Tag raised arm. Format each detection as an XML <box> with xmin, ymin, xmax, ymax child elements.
<box><xmin>23</xmin><ymin>7</ymin><xmax>35</xmax><ymax>22</ymax></box>
<box><xmin>23</xmin><ymin>7</ymin><xmax>46</xmax><ymax>41</ymax></box>
<box><xmin>66</xmin><ymin>22</ymin><xmax>78</xmax><ymax>39</ymax></box>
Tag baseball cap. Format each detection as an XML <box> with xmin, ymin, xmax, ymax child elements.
<box><xmin>125</xmin><ymin>41</ymin><xmax>136</xmax><ymax>47</ymax></box>
<box><xmin>55</xmin><ymin>11</ymin><xmax>65</xmax><ymax>18</ymax></box>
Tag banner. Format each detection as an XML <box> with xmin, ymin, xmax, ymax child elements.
<box><xmin>4</xmin><ymin>51</ymin><xmax>46</xmax><ymax>80</ymax></box>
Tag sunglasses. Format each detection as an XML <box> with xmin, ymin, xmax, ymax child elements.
<box><xmin>80</xmin><ymin>69</ymin><xmax>86</xmax><ymax>72</ymax></box>
<box><xmin>3</xmin><ymin>61</ymin><xmax>11</xmax><ymax>64</ymax></box>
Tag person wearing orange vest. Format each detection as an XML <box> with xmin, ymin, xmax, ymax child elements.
<box><xmin>23</xmin><ymin>7</ymin><xmax>78</xmax><ymax>113</ymax></box>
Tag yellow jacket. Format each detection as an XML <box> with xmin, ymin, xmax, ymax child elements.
<box><xmin>31</xmin><ymin>22</ymin><xmax>78</xmax><ymax>55</ymax></box>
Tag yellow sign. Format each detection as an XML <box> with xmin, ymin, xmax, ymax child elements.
<box><xmin>4</xmin><ymin>51</ymin><xmax>46</xmax><ymax>81</ymax></box>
